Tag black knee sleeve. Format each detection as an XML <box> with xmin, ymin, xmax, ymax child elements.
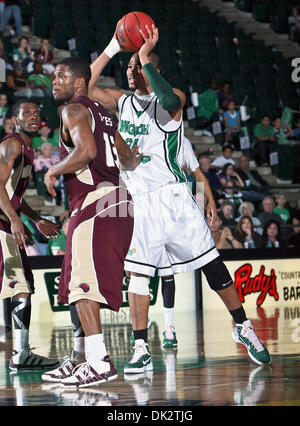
<box><xmin>202</xmin><ymin>257</ymin><xmax>233</xmax><ymax>291</ymax></box>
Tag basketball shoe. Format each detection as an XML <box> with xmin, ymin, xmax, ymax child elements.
<box><xmin>124</xmin><ymin>340</ymin><xmax>153</xmax><ymax>374</ymax></box>
<box><xmin>162</xmin><ymin>325</ymin><xmax>178</xmax><ymax>348</ymax></box>
<box><xmin>232</xmin><ymin>320</ymin><xmax>271</xmax><ymax>365</ymax></box>
<box><xmin>60</xmin><ymin>355</ymin><xmax>118</xmax><ymax>388</ymax></box>
<box><xmin>9</xmin><ymin>345</ymin><xmax>59</xmax><ymax>371</ymax></box>
<box><xmin>41</xmin><ymin>351</ymin><xmax>84</xmax><ymax>382</ymax></box>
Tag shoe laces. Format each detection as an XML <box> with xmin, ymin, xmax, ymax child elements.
<box><xmin>72</xmin><ymin>361</ymin><xmax>91</xmax><ymax>379</ymax></box>
<box><xmin>131</xmin><ymin>342</ymin><xmax>148</xmax><ymax>363</ymax></box>
<box><xmin>242</xmin><ymin>322</ymin><xmax>264</xmax><ymax>352</ymax></box>
<box><xmin>60</xmin><ymin>355</ymin><xmax>73</xmax><ymax>369</ymax></box>
<box><xmin>164</xmin><ymin>325</ymin><xmax>175</xmax><ymax>340</ymax></box>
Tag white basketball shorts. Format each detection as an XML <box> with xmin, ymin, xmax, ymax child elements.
<box><xmin>124</xmin><ymin>183</ymin><xmax>219</xmax><ymax>277</ymax></box>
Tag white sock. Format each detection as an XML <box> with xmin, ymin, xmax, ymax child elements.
<box><xmin>163</xmin><ymin>307</ymin><xmax>174</xmax><ymax>328</ymax></box>
<box><xmin>84</xmin><ymin>334</ymin><xmax>107</xmax><ymax>362</ymax></box>
<box><xmin>13</xmin><ymin>329</ymin><xmax>29</xmax><ymax>352</ymax></box>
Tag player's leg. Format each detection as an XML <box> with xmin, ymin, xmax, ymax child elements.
<box><xmin>202</xmin><ymin>257</ymin><xmax>271</xmax><ymax>365</ymax></box>
<box><xmin>161</xmin><ymin>275</ymin><xmax>177</xmax><ymax>348</ymax></box>
<box><xmin>124</xmin><ymin>272</ymin><xmax>153</xmax><ymax>374</ymax></box>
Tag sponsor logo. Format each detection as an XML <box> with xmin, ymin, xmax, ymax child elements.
<box><xmin>234</xmin><ymin>263</ymin><xmax>279</xmax><ymax>307</ymax></box>
<box><xmin>79</xmin><ymin>283</ymin><xmax>90</xmax><ymax>293</ymax></box>
<box><xmin>8</xmin><ymin>280</ymin><xmax>19</xmax><ymax>288</ymax></box>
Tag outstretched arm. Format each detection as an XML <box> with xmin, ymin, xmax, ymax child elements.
<box><xmin>192</xmin><ymin>166</ymin><xmax>217</xmax><ymax>222</ymax></box>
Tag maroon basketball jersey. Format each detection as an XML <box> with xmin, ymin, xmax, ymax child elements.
<box><xmin>0</xmin><ymin>132</ymin><xmax>34</xmax><ymax>217</ymax></box>
<box><xmin>60</xmin><ymin>96</ymin><xmax>120</xmax><ymax>211</ymax></box>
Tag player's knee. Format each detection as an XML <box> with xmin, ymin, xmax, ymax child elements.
<box><xmin>202</xmin><ymin>257</ymin><xmax>233</xmax><ymax>291</ymax></box>
<box><xmin>128</xmin><ymin>275</ymin><xmax>150</xmax><ymax>296</ymax></box>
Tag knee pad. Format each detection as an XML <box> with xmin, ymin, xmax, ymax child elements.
<box><xmin>202</xmin><ymin>257</ymin><xmax>233</xmax><ymax>291</ymax></box>
<box><xmin>128</xmin><ymin>276</ymin><xmax>150</xmax><ymax>296</ymax></box>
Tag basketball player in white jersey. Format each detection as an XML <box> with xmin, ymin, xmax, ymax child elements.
<box><xmin>89</xmin><ymin>25</ymin><xmax>271</xmax><ymax>370</ymax></box>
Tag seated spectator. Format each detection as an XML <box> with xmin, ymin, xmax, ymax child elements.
<box><xmin>258</xmin><ymin>196</ymin><xmax>284</xmax><ymax>228</ymax></box>
<box><xmin>27</xmin><ymin>60</ymin><xmax>52</xmax><ymax>97</ymax></box>
<box><xmin>11</xmin><ymin>36</ymin><xmax>33</xmax><ymax>70</ymax></box>
<box><xmin>219</xmin><ymin>180</ymin><xmax>243</xmax><ymax>207</ymax></box>
<box><xmin>288</xmin><ymin>6</ymin><xmax>300</xmax><ymax>44</ymax></box>
<box><xmin>273</xmin><ymin>116</ymin><xmax>294</xmax><ymax>144</ymax></box>
<box><xmin>34</xmin><ymin>37</ymin><xmax>55</xmax><ymax>75</ymax></box>
<box><xmin>211</xmin><ymin>143</ymin><xmax>235</xmax><ymax>169</ymax></box>
<box><xmin>218</xmin><ymin>81</ymin><xmax>236</xmax><ymax>111</ymax></box>
<box><xmin>235</xmin><ymin>201</ymin><xmax>263</xmax><ymax>235</ymax></box>
<box><xmin>32</xmin><ymin>121</ymin><xmax>56</xmax><ymax>151</ymax></box>
<box><xmin>288</xmin><ymin>211</ymin><xmax>300</xmax><ymax>247</ymax></box>
<box><xmin>199</xmin><ymin>154</ymin><xmax>222</xmax><ymax>192</ymax></box>
<box><xmin>233</xmin><ymin>216</ymin><xmax>263</xmax><ymax>248</ymax></box>
<box><xmin>252</xmin><ymin>114</ymin><xmax>277</xmax><ymax>166</ymax></box>
<box><xmin>46</xmin><ymin>217</ymin><xmax>70</xmax><ymax>255</ymax></box>
<box><xmin>236</xmin><ymin>155</ymin><xmax>268</xmax><ymax>189</ymax></box>
<box><xmin>33</xmin><ymin>142</ymin><xmax>60</xmax><ymax>197</ymax></box>
<box><xmin>218</xmin><ymin>200</ymin><xmax>237</xmax><ymax>228</ymax></box>
<box><xmin>218</xmin><ymin>162</ymin><xmax>245</xmax><ymax>188</ymax></box>
<box><xmin>196</xmin><ymin>79</ymin><xmax>223</xmax><ymax>131</ymax></box>
<box><xmin>273</xmin><ymin>192</ymin><xmax>291</xmax><ymax>224</ymax></box>
<box><xmin>262</xmin><ymin>219</ymin><xmax>283</xmax><ymax>248</ymax></box>
<box><xmin>0</xmin><ymin>93</ymin><xmax>8</xmax><ymax>133</ymax></box>
<box><xmin>223</xmin><ymin>100</ymin><xmax>241</xmax><ymax>144</ymax></box>
<box><xmin>6</xmin><ymin>62</ymin><xmax>32</xmax><ymax>98</ymax></box>
<box><xmin>0</xmin><ymin>0</ymin><xmax>23</xmax><ymax>38</ymax></box>
<box><xmin>0</xmin><ymin>117</ymin><xmax>15</xmax><ymax>138</ymax></box>
<box><xmin>208</xmin><ymin>212</ymin><xmax>242</xmax><ymax>249</ymax></box>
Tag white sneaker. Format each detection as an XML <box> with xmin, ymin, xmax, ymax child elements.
<box><xmin>124</xmin><ymin>340</ymin><xmax>153</xmax><ymax>374</ymax></box>
<box><xmin>9</xmin><ymin>345</ymin><xmax>59</xmax><ymax>371</ymax></box>
<box><xmin>41</xmin><ymin>352</ymin><xmax>82</xmax><ymax>382</ymax></box>
<box><xmin>60</xmin><ymin>355</ymin><xmax>118</xmax><ymax>388</ymax></box>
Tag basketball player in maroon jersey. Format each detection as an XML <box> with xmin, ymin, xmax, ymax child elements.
<box><xmin>42</xmin><ymin>58</ymin><xmax>141</xmax><ymax>387</ymax></box>
<box><xmin>0</xmin><ymin>100</ymin><xmax>60</xmax><ymax>371</ymax></box>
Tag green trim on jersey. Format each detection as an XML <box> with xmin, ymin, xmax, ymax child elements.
<box><xmin>166</xmin><ymin>131</ymin><xmax>187</xmax><ymax>183</ymax></box>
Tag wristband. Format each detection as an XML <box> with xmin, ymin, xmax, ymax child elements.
<box><xmin>104</xmin><ymin>38</ymin><xmax>120</xmax><ymax>58</ymax></box>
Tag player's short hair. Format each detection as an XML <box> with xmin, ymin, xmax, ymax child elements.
<box><xmin>58</xmin><ymin>57</ymin><xmax>91</xmax><ymax>87</ymax></box>
<box><xmin>11</xmin><ymin>99</ymin><xmax>39</xmax><ymax>117</ymax></box>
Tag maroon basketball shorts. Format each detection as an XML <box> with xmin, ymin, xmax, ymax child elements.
<box><xmin>0</xmin><ymin>218</ymin><xmax>34</xmax><ymax>299</ymax></box>
<box><xmin>58</xmin><ymin>186</ymin><xmax>134</xmax><ymax>311</ymax></box>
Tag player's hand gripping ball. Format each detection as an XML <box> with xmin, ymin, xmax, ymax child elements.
<box><xmin>116</xmin><ymin>11</ymin><xmax>155</xmax><ymax>52</ymax></box>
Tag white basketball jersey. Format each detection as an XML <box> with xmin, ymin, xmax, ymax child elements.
<box><xmin>118</xmin><ymin>92</ymin><xmax>187</xmax><ymax>195</ymax></box>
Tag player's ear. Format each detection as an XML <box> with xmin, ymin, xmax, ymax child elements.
<box><xmin>74</xmin><ymin>76</ymin><xmax>86</xmax><ymax>91</ymax></box>
<box><xmin>11</xmin><ymin>115</ymin><xmax>18</xmax><ymax>127</ymax></box>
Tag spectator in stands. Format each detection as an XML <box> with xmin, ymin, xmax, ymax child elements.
<box><xmin>0</xmin><ymin>116</ymin><xmax>14</xmax><ymax>137</ymax></box>
<box><xmin>235</xmin><ymin>201</ymin><xmax>263</xmax><ymax>235</ymax></box>
<box><xmin>196</xmin><ymin>79</ymin><xmax>223</xmax><ymax>133</ymax></box>
<box><xmin>273</xmin><ymin>192</ymin><xmax>291</xmax><ymax>224</ymax></box>
<box><xmin>253</xmin><ymin>114</ymin><xmax>277</xmax><ymax>166</ymax></box>
<box><xmin>262</xmin><ymin>219</ymin><xmax>283</xmax><ymax>248</ymax></box>
<box><xmin>223</xmin><ymin>100</ymin><xmax>241</xmax><ymax>144</ymax></box>
<box><xmin>288</xmin><ymin>211</ymin><xmax>300</xmax><ymax>247</ymax></box>
<box><xmin>218</xmin><ymin>162</ymin><xmax>245</xmax><ymax>188</ymax></box>
<box><xmin>208</xmin><ymin>212</ymin><xmax>242</xmax><ymax>249</ymax></box>
<box><xmin>211</xmin><ymin>143</ymin><xmax>235</xmax><ymax>169</ymax></box>
<box><xmin>288</xmin><ymin>6</ymin><xmax>300</xmax><ymax>44</ymax></box>
<box><xmin>218</xmin><ymin>200</ymin><xmax>237</xmax><ymax>228</ymax></box>
<box><xmin>236</xmin><ymin>154</ymin><xmax>268</xmax><ymax>188</ymax></box>
<box><xmin>34</xmin><ymin>37</ymin><xmax>54</xmax><ymax>75</ymax></box>
<box><xmin>258</xmin><ymin>195</ymin><xmax>284</xmax><ymax>228</ymax></box>
<box><xmin>11</xmin><ymin>36</ymin><xmax>32</xmax><ymax>68</ymax></box>
<box><xmin>27</xmin><ymin>59</ymin><xmax>52</xmax><ymax>97</ymax></box>
<box><xmin>233</xmin><ymin>216</ymin><xmax>263</xmax><ymax>248</ymax></box>
<box><xmin>218</xmin><ymin>81</ymin><xmax>236</xmax><ymax>111</ymax></box>
<box><xmin>0</xmin><ymin>0</ymin><xmax>23</xmax><ymax>38</ymax></box>
<box><xmin>219</xmin><ymin>179</ymin><xmax>243</xmax><ymax>207</ymax></box>
<box><xmin>6</xmin><ymin>62</ymin><xmax>34</xmax><ymax>98</ymax></box>
<box><xmin>33</xmin><ymin>142</ymin><xmax>60</xmax><ymax>173</ymax></box>
<box><xmin>32</xmin><ymin>120</ymin><xmax>55</xmax><ymax>151</ymax></box>
<box><xmin>199</xmin><ymin>154</ymin><xmax>221</xmax><ymax>192</ymax></box>
<box><xmin>0</xmin><ymin>93</ymin><xmax>8</xmax><ymax>132</ymax></box>
<box><xmin>273</xmin><ymin>116</ymin><xmax>294</xmax><ymax>143</ymax></box>
<box><xmin>46</xmin><ymin>217</ymin><xmax>70</xmax><ymax>256</ymax></box>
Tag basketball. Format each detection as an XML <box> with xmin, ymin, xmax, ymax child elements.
<box><xmin>116</xmin><ymin>11</ymin><xmax>155</xmax><ymax>52</ymax></box>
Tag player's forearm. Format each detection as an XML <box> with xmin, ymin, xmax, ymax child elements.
<box><xmin>21</xmin><ymin>199</ymin><xmax>41</xmax><ymax>223</ymax></box>
<box><xmin>49</xmin><ymin>147</ymin><xmax>96</xmax><ymax>177</ymax></box>
<box><xmin>89</xmin><ymin>52</ymin><xmax>110</xmax><ymax>89</ymax></box>
<box><xmin>193</xmin><ymin>169</ymin><xmax>215</xmax><ymax>205</ymax></box>
<box><xmin>0</xmin><ymin>183</ymin><xmax>19</xmax><ymax>221</ymax></box>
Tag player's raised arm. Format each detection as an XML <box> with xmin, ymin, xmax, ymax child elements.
<box><xmin>0</xmin><ymin>137</ymin><xmax>26</xmax><ymax>248</ymax></box>
<box><xmin>44</xmin><ymin>103</ymin><xmax>97</xmax><ymax>196</ymax></box>
<box><xmin>138</xmin><ymin>25</ymin><xmax>186</xmax><ymax>120</ymax></box>
<box><xmin>89</xmin><ymin>32</ymin><xmax>125</xmax><ymax>114</ymax></box>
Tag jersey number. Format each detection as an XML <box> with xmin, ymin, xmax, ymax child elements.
<box><xmin>103</xmin><ymin>132</ymin><xmax>119</xmax><ymax>168</ymax></box>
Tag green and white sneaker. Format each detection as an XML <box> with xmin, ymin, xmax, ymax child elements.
<box><xmin>124</xmin><ymin>340</ymin><xmax>153</xmax><ymax>374</ymax></box>
<box><xmin>162</xmin><ymin>325</ymin><xmax>178</xmax><ymax>348</ymax></box>
<box><xmin>232</xmin><ymin>320</ymin><xmax>271</xmax><ymax>365</ymax></box>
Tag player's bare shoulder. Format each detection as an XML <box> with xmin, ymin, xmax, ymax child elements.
<box><xmin>0</xmin><ymin>137</ymin><xmax>22</xmax><ymax>164</ymax></box>
<box><xmin>62</xmin><ymin>102</ymin><xmax>90</xmax><ymax>123</ymax></box>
